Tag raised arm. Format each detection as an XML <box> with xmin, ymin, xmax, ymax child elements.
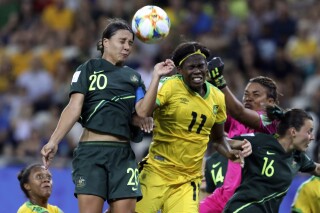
<box><xmin>207</xmin><ymin>57</ymin><xmax>262</xmax><ymax>129</ymax></box>
<box><xmin>135</xmin><ymin>59</ymin><xmax>174</xmax><ymax>117</ymax></box>
<box><xmin>221</xmin><ymin>86</ymin><xmax>261</xmax><ymax>129</ymax></box>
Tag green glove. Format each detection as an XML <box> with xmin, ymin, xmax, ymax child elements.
<box><xmin>207</xmin><ymin>57</ymin><xmax>226</xmax><ymax>89</ymax></box>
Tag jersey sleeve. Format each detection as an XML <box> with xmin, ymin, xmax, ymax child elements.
<box><xmin>69</xmin><ymin>62</ymin><xmax>89</xmax><ymax>96</ymax></box>
<box><xmin>155</xmin><ymin>77</ymin><xmax>173</xmax><ymax>106</ymax></box>
<box><xmin>214</xmin><ymin>89</ymin><xmax>227</xmax><ymax>124</ymax></box>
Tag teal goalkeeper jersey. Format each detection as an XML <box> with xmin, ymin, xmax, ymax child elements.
<box><xmin>224</xmin><ymin>133</ymin><xmax>316</xmax><ymax>213</ymax></box>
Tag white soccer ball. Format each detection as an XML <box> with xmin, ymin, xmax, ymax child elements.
<box><xmin>131</xmin><ymin>5</ymin><xmax>171</xmax><ymax>44</ymax></box>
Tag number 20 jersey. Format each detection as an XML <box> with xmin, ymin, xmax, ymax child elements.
<box><xmin>148</xmin><ymin>75</ymin><xmax>227</xmax><ymax>181</ymax></box>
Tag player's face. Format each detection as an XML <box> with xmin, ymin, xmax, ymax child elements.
<box><xmin>179</xmin><ymin>55</ymin><xmax>207</xmax><ymax>94</ymax></box>
<box><xmin>26</xmin><ymin>166</ymin><xmax>53</xmax><ymax>199</ymax></box>
<box><xmin>242</xmin><ymin>82</ymin><xmax>274</xmax><ymax>111</ymax></box>
<box><xmin>103</xmin><ymin>29</ymin><xmax>134</xmax><ymax>65</ymax></box>
<box><xmin>293</xmin><ymin>119</ymin><xmax>314</xmax><ymax>152</ymax></box>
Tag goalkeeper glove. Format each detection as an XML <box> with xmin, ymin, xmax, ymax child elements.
<box><xmin>207</xmin><ymin>57</ymin><xmax>226</xmax><ymax>89</ymax></box>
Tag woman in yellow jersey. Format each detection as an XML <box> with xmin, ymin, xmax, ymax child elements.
<box><xmin>291</xmin><ymin>175</ymin><xmax>320</xmax><ymax>213</ymax></box>
<box><xmin>135</xmin><ymin>41</ymin><xmax>251</xmax><ymax>213</ymax></box>
<box><xmin>17</xmin><ymin>163</ymin><xmax>63</xmax><ymax>213</ymax></box>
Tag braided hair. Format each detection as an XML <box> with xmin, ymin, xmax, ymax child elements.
<box><xmin>249</xmin><ymin>76</ymin><xmax>279</xmax><ymax>104</ymax></box>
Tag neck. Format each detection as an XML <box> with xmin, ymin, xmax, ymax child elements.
<box><xmin>29</xmin><ymin>198</ymin><xmax>48</xmax><ymax>208</ymax></box>
<box><xmin>278</xmin><ymin>136</ymin><xmax>293</xmax><ymax>153</ymax></box>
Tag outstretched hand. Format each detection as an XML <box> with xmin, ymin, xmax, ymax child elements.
<box><xmin>207</xmin><ymin>57</ymin><xmax>226</xmax><ymax>89</ymax></box>
<box><xmin>40</xmin><ymin>141</ymin><xmax>58</xmax><ymax>168</ymax></box>
<box><xmin>154</xmin><ymin>59</ymin><xmax>175</xmax><ymax>77</ymax></box>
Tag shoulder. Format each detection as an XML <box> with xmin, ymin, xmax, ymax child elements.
<box><xmin>122</xmin><ymin>65</ymin><xmax>141</xmax><ymax>76</ymax></box>
<box><xmin>233</xmin><ymin>132</ymin><xmax>275</xmax><ymax>143</ymax></box>
<box><xmin>158</xmin><ymin>75</ymin><xmax>181</xmax><ymax>90</ymax></box>
<box><xmin>76</xmin><ymin>58</ymin><xmax>100</xmax><ymax>71</ymax></box>
<box><xmin>206</xmin><ymin>82</ymin><xmax>225</xmax><ymax>102</ymax></box>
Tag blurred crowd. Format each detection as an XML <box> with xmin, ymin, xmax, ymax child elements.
<box><xmin>0</xmin><ymin>0</ymin><xmax>319</xmax><ymax>167</ymax></box>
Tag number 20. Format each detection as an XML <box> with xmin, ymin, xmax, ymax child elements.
<box><xmin>89</xmin><ymin>74</ymin><xmax>107</xmax><ymax>91</ymax></box>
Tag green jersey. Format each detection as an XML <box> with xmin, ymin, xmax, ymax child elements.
<box><xmin>205</xmin><ymin>152</ymin><xmax>228</xmax><ymax>193</ymax></box>
<box><xmin>70</xmin><ymin>58</ymin><xmax>145</xmax><ymax>140</ymax></box>
<box><xmin>224</xmin><ymin>133</ymin><xmax>316</xmax><ymax>213</ymax></box>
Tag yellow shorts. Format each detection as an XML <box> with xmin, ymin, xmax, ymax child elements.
<box><xmin>135</xmin><ymin>166</ymin><xmax>201</xmax><ymax>213</ymax></box>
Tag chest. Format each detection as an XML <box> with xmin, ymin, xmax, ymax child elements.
<box><xmin>247</xmin><ymin>144</ymin><xmax>301</xmax><ymax>186</ymax></box>
<box><xmin>156</xmin><ymin>90</ymin><xmax>218</xmax><ymax>132</ymax></box>
<box><xmin>86</xmin><ymin>69</ymin><xmax>140</xmax><ymax>100</ymax></box>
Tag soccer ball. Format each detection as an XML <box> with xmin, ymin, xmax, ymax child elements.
<box><xmin>131</xmin><ymin>5</ymin><xmax>171</xmax><ymax>44</ymax></box>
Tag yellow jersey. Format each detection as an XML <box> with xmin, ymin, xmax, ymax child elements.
<box><xmin>147</xmin><ymin>75</ymin><xmax>226</xmax><ymax>183</ymax></box>
<box><xmin>17</xmin><ymin>201</ymin><xmax>63</xmax><ymax>213</ymax></box>
<box><xmin>291</xmin><ymin>176</ymin><xmax>320</xmax><ymax>213</ymax></box>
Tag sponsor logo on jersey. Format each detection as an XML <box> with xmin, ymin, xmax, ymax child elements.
<box><xmin>211</xmin><ymin>162</ymin><xmax>221</xmax><ymax>168</ymax></box>
<box><xmin>93</xmin><ymin>70</ymin><xmax>104</xmax><ymax>74</ymax></box>
<box><xmin>266</xmin><ymin>151</ymin><xmax>276</xmax><ymax>155</ymax></box>
<box><xmin>180</xmin><ymin>97</ymin><xmax>189</xmax><ymax>104</ymax></box>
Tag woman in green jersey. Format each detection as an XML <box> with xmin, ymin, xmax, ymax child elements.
<box><xmin>224</xmin><ymin>106</ymin><xmax>320</xmax><ymax>213</ymax></box>
<box><xmin>40</xmin><ymin>18</ymin><xmax>174</xmax><ymax>213</ymax></box>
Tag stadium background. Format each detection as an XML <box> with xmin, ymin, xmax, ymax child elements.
<box><xmin>0</xmin><ymin>0</ymin><xmax>319</xmax><ymax>212</ymax></box>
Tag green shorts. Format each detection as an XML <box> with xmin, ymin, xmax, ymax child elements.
<box><xmin>72</xmin><ymin>141</ymin><xmax>142</xmax><ymax>201</ymax></box>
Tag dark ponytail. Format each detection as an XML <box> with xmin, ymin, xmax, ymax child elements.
<box><xmin>266</xmin><ymin>106</ymin><xmax>313</xmax><ymax>136</ymax></box>
<box><xmin>266</xmin><ymin>105</ymin><xmax>285</xmax><ymax>121</ymax></box>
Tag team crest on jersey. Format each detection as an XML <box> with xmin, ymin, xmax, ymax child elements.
<box><xmin>213</xmin><ymin>105</ymin><xmax>219</xmax><ymax>114</ymax></box>
<box><xmin>76</xmin><ymin>176</ymin><xmax>86</xmax><ymax>188</ymax></box>
<box><xmin>291</xmin><ymin>160</ymin><xmax>297</xmax><ymax>168</ymax></box>
<box><xmin>130</xmin><ymin>75</ymin><xmax>139</xmax><ymax>83</ymax></box>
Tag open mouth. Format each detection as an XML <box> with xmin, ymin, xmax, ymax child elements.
<box><xmin>192</xmin><ymin>76</ymin><xmax>203</xmax><ymax>84</ymax></box>
<box><xmin>244</xmin><ymin>104</ymin><xmax>252</xmax><ymax>109</ymax></box>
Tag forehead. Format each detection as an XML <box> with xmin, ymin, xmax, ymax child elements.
<box><xmin>301</xmin><ymin>119</ymin><xmax>313</xmax><ymax>130</ymax></box>
<box><xmin>245</xmin><ymin>82</ymin><xmax>268</xmax><ymax>93</ymax></box>
<box><xmin>31</xmin><ymin>166</ymin><xmax>51</xmax><ymax>175</ymax></box>
<box><xmin>111</xmin><ymin>29</ymin><xmax>133</xmax><ymax>40</ymax></box>
<box><xmin>183</xmin><ymin>54</ymin><xmax>206</xmax><ymax>66</ymax></box>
